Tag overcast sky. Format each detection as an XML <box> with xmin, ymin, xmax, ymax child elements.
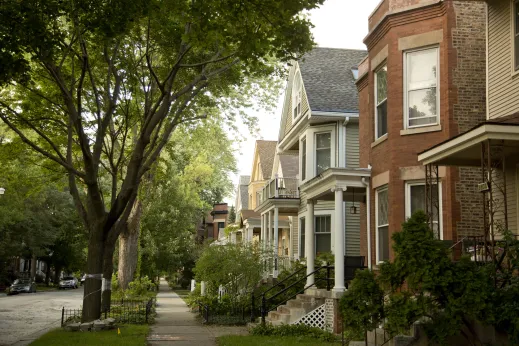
<box><xmin>225</xmin><ymin>0</ymin><xmax>380</xmax><ymax>205</ymax></box>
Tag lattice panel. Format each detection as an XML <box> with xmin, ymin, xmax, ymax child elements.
<box><xmin>292</xmin><ymin>304</ymin><xmax>326</xmax><ymax>330</ymax></box>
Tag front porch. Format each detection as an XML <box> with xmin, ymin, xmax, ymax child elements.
<box><xmin>300</xmin><ymin>167</ymin><xmax>371</xmax><ymax>293</ymax></box>
<box><xmin>418</xmin><ymin>114</ymin><xmax>519</xmax><ymax>262</ymax></box>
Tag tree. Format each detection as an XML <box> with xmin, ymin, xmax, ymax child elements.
<box><xmin>0</xmin><ymin>0</ymin><xmax>323</xmax><ymax>321</ymax></box>
<box><xmin>229</xmin><ymin>205</ymin><xmax>237</xmax><ymax>224</ymax></box>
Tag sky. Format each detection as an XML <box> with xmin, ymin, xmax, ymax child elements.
<box><xmin>225</xmin><ymin>0</ymin><xmax>381</xmax><ymax>205</ymax></box>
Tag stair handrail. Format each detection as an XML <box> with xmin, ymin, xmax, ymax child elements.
<box><xmin>260</xmin><ymin>263</ymin><xmax>334</xmax><ymax>324</ymax></box>
<box><xmin>261</xmin><ymin>264</ymin><xmax>308</xmax><ymax>296</ymax></box>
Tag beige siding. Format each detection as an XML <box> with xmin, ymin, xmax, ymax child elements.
<box><xmin>291</xmin><ymin>217</ymin><xmax>299</xmax><ymax>258</ymax></box>
<box><xmin>346</xmin><ymin>123</ymin><xmax>360</xmax><ymax>168</ymax></box>
<box><xmin>345</xmin><ymin>201</ymin><xmax>361</xmax><ymax>256</ymax></box>
<box><xmin>283</xmin><ymin>67</ymin><xmax>311</xmax><ymax>137</ymax></box>
<box><xmin>488</xmin><ymin>0</ymin><xmax>519</xmax><ymax>119</ymax></box>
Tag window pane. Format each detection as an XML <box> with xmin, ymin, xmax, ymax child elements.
<box><xmin>378</xmin><ymin>226</ymin><xmax>389</xmax><ymax>261</ymax></box>
<box><xmin>377</xmin><ymin>189</ymin><xmax>388</xmax><ymax>226</ymax></box>
<box><xmin>408</xmin><ymin>88</ymin><xmax>437</xmax><ymax>119</ymax></box>
<box><xmin>316</xmin><ymin>133</ymin><xmax>331</xmax><ymax>149</ymax></box>
<box><xmin>316</xmin><ymin>133</ymin><xmax>331</xmax><ymax>175</ymax></box>
<box><xmin>410</xmin><ymin>184</ymin><xmax>425</xmax><ymax>215</ymax></box>
<box><xmin>377</xmin><ymin>100</ymin><xmax>387</xmax><ymax>138</ymax></box>
<box><xmin>315</xmin><ymin>216</ymin><xmax>331</xmax><ymax>233</ymax></box>
<box><xmin>408</xmin><ymin>49</ymin><xmax>437</xmax><ymax>90</ymax></box>
<box><xmin>316</xmin><ymin>233</ymin><xmax>331</xmax><ymax>255</ymax></box>
<box><xmin>376</xmin><ymin>66</ymin><xmax>387</xmax><ymax>101</ymax></box>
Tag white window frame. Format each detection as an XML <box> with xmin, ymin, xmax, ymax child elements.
<box><xmin>375</xmin><ymin>186</ymin><xmax>389</xmax><ymax>263</ymax></box>
<box><xmin>314</xmin><ymin>131</ymin><xmax>332</xmax><ymax>176</ymax></box>
<box><xmin>375</xmin><ymin>64</ymin><xmax>388</xmax><ymax>139</ymax></box>
<box><xmin>405</xmin><ymin>181</ymin><xmax>444</xmax><ymax>240</ymax></box>
<box><xmin>513</xmin><ymin>0</ymin><xmax>519</xmax><ymax>72</ymax></box>
<box><xmin>315</xmin><ymin>214</ymin><xmax>332</xmax><ymax>255</ymax></box>
<box><xmin>403</xmin><ymin>46</ymin><xmax>440</xmax><ymax>129</ymax></box>
<box><xmin>292</xmin><ymin>70</ymin><xmax>302</xmax><ymax>120</ymax></box>
<box><xmin>300</xmin><ymin>125</ymin><xmax>336</xmax><ymax>183</ymax></box>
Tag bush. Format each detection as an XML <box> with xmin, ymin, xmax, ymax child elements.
<box><xmin>112</xmin><ymin>276</ymin><xmax>157</xmax><ymax>300</ymax></box>
<box><xmin>250</xmin><ymin>323</ymin><xmax>337</xmax><ymax>342</ymax></box>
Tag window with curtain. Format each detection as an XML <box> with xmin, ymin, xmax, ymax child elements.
<box><xmin>406</xmin><ymin>182</ymin><xmax>441</xmax><ymax>238</ymax></box>
<box><xmin>375</xmin><ymin>65</ymin><xmax>387</xmax><ymax>139</ymax></box>
<box><xmin>315</xmin><ymin>132</ymin><xmax>331</xmax><ymax>175</ymax></box>
<box><xmin>315</xmin><ymin>215</ymin><xmax>331</xmax><ymax>255</ymax></box>
<box><xmin>405</xmin><ymin>47</ymin><xmax>439</xmax><ymax>128</ymax></box>
<box><xmin>377</xmin><ymin>188</ymin><xmax>389</xmax><ymax>262</ymax></box>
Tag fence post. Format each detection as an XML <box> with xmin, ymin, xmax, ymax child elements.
<box><xmin>326</xmin><ymin>262</ymin><xmax>331</xmax><ymax>291</ymax></box>
<box><xmin>61</xmin><ymin>307</ymin><xmax>64</xmax><ymax>327</ymax></box>
<box><xmin>250</xmin><ymin>292</ymin><xmax>255</xmax><ymax>322</ymax></box>
<box><xmin>261</xmin><ymin>294</ymin><xmax>266</xmax><ymax>325</ymax></box>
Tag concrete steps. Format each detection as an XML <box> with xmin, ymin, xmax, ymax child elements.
<box><xmin>264</xmin><ymin>293</ymin><xmax>326</xmax><ymax>326</ymax></box>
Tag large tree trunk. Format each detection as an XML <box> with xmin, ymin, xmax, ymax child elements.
<box><xmin>81</xmin><ymin>230</ymin><xmax>105</xmax><ymax>322</ymax></box>
<box><xmin>30</xmin><ymin>255</ymin><xmax>37</xmax><ymax>281</ymax></box>
<box><xmin>53</xmin><ymin>265</ymin><xmax>62</xmax><ymax>284</ymax></box>
<box><xmin>118</xmin><ymin>200</ymin><xmax>143</xmax><ymax>290</ymax></box>
<box><xmin>101</xmin><ymin>239</ymin><xmax>117</xmax><ymax>313</ymax></box>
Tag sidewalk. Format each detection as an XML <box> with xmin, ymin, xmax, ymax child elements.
<box><xmin>147</xmin><ymin>279</ymin><xmax>247</xmax><ymax>346</ymax></box>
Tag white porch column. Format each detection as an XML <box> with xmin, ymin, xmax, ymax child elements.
<box><xmin>247</xmin><ymin>225</ymin><xmax>253</xmax><ymax>243</ymax></box>
<box><xmin>273</xmin><ymin>207</ymin><xmax>279</xmax><ymax>278</ymax></box>
<box><xmin>201</xmin><ymin>281</ymin><xmax>206</xmax><ymax>296</ymax></box>
<box><xmin>333</xmin><ymin>186</ymin><xmax>346</xmax><ymax>293</ymax></box>
<box><xmin>267</xmin><ymin>211</ymin><xmax>272</xmax><ymax>248</ymax></box>
<box><xmin>306</xmin><ymin>200</ymin><xmax>315</xmax><ymax>287</ymax></box>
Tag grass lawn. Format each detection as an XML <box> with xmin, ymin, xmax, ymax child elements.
<box><xmin>216</xmin><ymin>335</ymin><xmax>342</xmax><ymax>346</ymax></box>
<box><xmin>173</xmin><ymin>288</ymin><xmax>190</xmax><ymax>298</ymax></box>
<box><xmin>29</xmin><ymin>325</ymin><xmax>149</xmax><ymax>346</ymax></box>
<box><xmin>36</xmin><ymin>284</ymin><xmax>58</xmax><ymax>292</ymax></box>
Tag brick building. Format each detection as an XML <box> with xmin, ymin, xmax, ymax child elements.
<box><xmin>357</xmin><ymin>0</ymin><xmax>487</xmax><ymax>265</ymax></box>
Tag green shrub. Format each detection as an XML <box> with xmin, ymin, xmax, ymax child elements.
<box><xmin>250</xmin><ymin>323</ymin><xmax>337</xmax><ymax>342</ymax></box>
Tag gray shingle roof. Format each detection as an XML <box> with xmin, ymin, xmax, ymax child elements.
<box><xmin>279</xmin><ymin>155</ymin><xmax>299</xmax><ymax>178</ymax></box>
<box><xmin>298</xmin><ymin>47</ymin><xmax>367</xmax><ymax>113</ymax></box>
<box><xmin>239</xmin><ymin>175</ymin><xmax>251</xmax><ymax>185</ymax></box>
<box><xmin>256</xmin><ymin>140</ymin><xmax>277</xmax><ymax>179</ymax></box>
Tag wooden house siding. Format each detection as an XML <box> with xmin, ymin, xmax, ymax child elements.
<box><xmin>488</xmin><ymin>0</ymin><xmax>519</xmax><ymax>119</ymax></box>
<box><xmin>345</xmin><ymin>201</ymin><xmax>361</xmax><ymax>256</ymax></box>
<box><xmin>346</xmin><ymin>123</ymin><xmax>360</xmax><ymax>168</ymax></box>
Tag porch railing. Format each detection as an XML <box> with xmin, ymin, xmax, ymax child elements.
<box><xmin>256</xmin><ymin>177</ymin><xmax>299</xmax><ymax>206</ymax></box>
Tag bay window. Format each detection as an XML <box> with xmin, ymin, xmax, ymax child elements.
<box><xmin>376</xmin><ymin>187</ymin><xmax>389</xmax><ymax>262</ymax></box>
<box><xmin>375</xmin><ymin>65</ymin><xmax>388</xmax><ymax>139</ymax></box>
<box><xmin>315</xmin><ymin>132</ymin><xmax>331</xmax><ymax>175</ymax></box>
<box><xmin>405</xmin><ymin>47</ymin><xmax>439</xmax><ymax>128</ymax></box>
<box><xmin>405</xmin><ymin>181</ymin><xmax>442</xmax><ymax>239</ymax></box>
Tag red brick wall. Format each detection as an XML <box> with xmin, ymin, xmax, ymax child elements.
<box><xmin>359</xmin><ymin>0</ymin><xmax>487</xmax><ymax>264</ymax></box>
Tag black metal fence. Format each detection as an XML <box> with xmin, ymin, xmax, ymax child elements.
<box><xmin>61</xmin><ymin>298</ymin><xmax>155</xmax><ymax>327</ymax></box>
<box><xmin>196</xmin><ymin>301</ymin><xmax>248</xmax><ymax>325</ymax></box>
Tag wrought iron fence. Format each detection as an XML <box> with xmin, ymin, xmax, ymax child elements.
<box><xmin>61</xmin><ymin>297</ymin><xmax>155</xmax><ymax>327</ymax></box>
<box><xmin>196</xmin><ymin>300</ymin><xmax>248</xmax><ymax>325</ymax></box>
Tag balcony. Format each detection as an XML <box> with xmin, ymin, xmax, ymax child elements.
<box><xmin>255</xmin><ymin>177</ymin><xmax>300</xmax><ymax>215</ymax></box>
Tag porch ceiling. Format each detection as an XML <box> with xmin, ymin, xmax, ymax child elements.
<box><xmin>418</xmin><ymin>123</ymin><xmax>519</xmax><ymax>166</ymax></box>
<box><xmin>300</xmin><ymin>167</ymin><xmax>371</xmax><ymax>201</ymax></box>
<box><xmin>254</xmin><ymin>198</ymin><xmax>300</xmax><ymax>215</ymax></box>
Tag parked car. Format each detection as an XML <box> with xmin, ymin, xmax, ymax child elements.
<box><xmin>59</xmin><ymin>276</ymin><xmax>79</xmax><ymax>289</ymax></box>
<box><xmin>6</xmin><ymin>278</ymin><xmax>37</xmax><ymax>295</ymax></box>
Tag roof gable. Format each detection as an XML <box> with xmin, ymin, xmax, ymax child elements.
<box><xmin>253</xmin><ymin>140</ymin><xmax>277</xmax><ymax>180</ymax></box>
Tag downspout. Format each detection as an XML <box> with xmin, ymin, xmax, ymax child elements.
<box><xmin>361</xmin><ymin>177</ymin><xmax>372</xmax><ymax>270</ymax></box>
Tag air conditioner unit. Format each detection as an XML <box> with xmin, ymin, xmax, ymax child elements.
<box><xmin>478</xmin><ymin>181</ymin><xmax>491</xmax><ymax>193</ymax></box>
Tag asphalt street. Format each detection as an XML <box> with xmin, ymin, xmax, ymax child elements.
<box><xmin>0</xmin><ymin>287</ymin><xmax>83</xmax><ymax>346</ymax></box>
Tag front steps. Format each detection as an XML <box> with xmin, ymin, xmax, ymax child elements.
<box><xmin>266</xmin><ymin>293</ymin><xmax>325</xmax><ymax>326</ymax></box>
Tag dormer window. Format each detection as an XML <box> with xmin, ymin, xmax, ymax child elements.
<box><xmin>351</xmin><ymin>68</ymin><xmax>359</xmax><ymax>80</ymax></box>
<box><xmin>293</xmin><ymin>70</ymin><xmax>302</xmax><ymax>119</ymax></box>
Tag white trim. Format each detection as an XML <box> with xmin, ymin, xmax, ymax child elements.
<box><xmin>375</xmin><ymin>186</ymin><xmax>389</xmax><ymax>263</ymax></box>
<box><xmin>403</xmin><ymin>46</ymin><xmax>440</xmax><ymax>129</ymax></box>
<box><xmin>512</xmin><ymin>0</ymin><xmax>519</xmax><ymax>74</ymax></box>
<box><xmin>375</xmin><ymin>64</ymin><xmax>388</xmax><ymax>139</ymax></box>
<box><xmin>299</xmin><ymin>124</ymin><xmax>337</xmax><ymax>184</ymax></box>
<box><xmin>311</xmin><ymin>111</ymin><xmax>359</xmax><ymax>117</ymax></box>
<box><xmin>486</xmin><ymin>2</ymin><xmax>489</xmax><ymax>120</ymax></box>
<box><xmin>292</xmin><ymin>69</ymin><xmax>303</xmax><ymax>121</ymax></box>
<box><xmin>339</xmin><ymin>123</ymin><xmax>346</xmax><ymax>168</ymax></box>
<box><xmin>404</xmin><ymin>180</ymin><xmax>444</xmax><ymax>240</ymax></box>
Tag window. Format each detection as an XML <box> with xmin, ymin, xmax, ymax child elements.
<box><xmin>315</xmin><ymin>215</ymin><xmax>331</xmax><ymax>255</ymax></box>
<box><xmin>405</xmin><ymin>47</ymin><xmax>439</xmax><ymax>128</ymax></box>
<box><xmin>375</xmin><ymin>65</ymin><xmax>388</xmax><ymax>139</ymax></box>
<box><xmin>299</xmin><ymin>217</ymin><xmax>305</xmax><ymax>258</ymax></box>
<box><xmin>293</xmin><ymin>71</ymin><xmax>302</xmax><ymax>119</ymax></box>
<box><xmin>376</xmin><ymin>187</ymin><xmax>389</xmax><ymax>262</ymax></box>
<box><xmin>405</xmin><ymin>182</ymin><xmax>442</xmax><ymax>239</ymax></box>
<box><xmin>301</xmin><ymin>137</ymin><xmax>307</xmax><ymax>181</ymax></box>
<box><xmin>315</xmin><ymin>132</ymin><xmax>331</xmax><ymax>175</ymax></box>
<box><xmin>351</xmin><ymin>68</ymin><xmax>359</xmax><ymax>80</ymax></box>
<box><xmin>514</xmin><ymin>0</ymin><xmax>519</xmax><ymax>71</ymax></box>
<box><xmin>218</xmin><ymin>222</ymin><xmax>225</xmax><ymax>239</ymax></box>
